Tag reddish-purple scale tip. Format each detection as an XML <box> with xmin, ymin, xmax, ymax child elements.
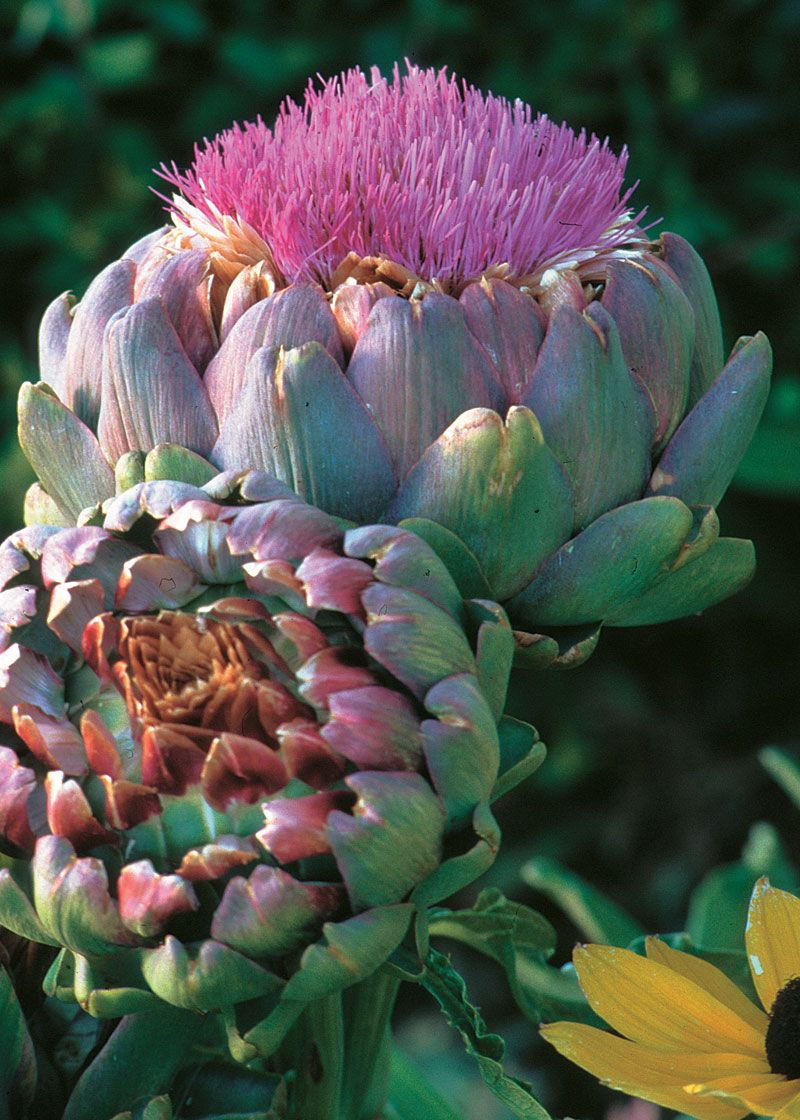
<box><xmin>158</xmin><ymin>60</ymin><xmax>650</xmax><ymax>289</ymax></box>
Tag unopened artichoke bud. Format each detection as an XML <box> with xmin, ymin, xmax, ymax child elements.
<box><xmin>20</xmin><ymin>63</ymin><xmax>772</xmax><ymax>666</ymax></box>
<box><xmin>0</xmin><ymin>473</ymin><xmax>537</xmax><ymax>1016</ymax></box>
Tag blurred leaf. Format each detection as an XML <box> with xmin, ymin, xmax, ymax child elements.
<box><xmin>82</xmin><ymin>35</ymin><xmax>158</xmax><ymax>90</ymax></box>
<box><xmin>736</xmin><ymin>376</ymin><xmax>800</xmax><ymax>497</ymax></box>
<box><xmin>514</xmin><ymin>957</ymin><xmax>598</xmax><ymax>1026</ymax></box>
<box><xmin>521</xmin><ymin>857</ymin><xmax>644</xmax><ymax>946</ymax></box>
<box><xmin>388</xmin><ymin>1047</ymin><xmax>463</xmax><ymax>1120</ymax></box>
<box><xmin>686</xmin><ymin>822</ymin><xmax>799</xmax><ymax>951</ymax></box>
<box><xmin>139</xmin><ymin>1</ymin><xmax>209</xmax><ymax>44</ymax></box>
<box><xmin>761</xmin><ymin>745</ymin><xmax>800</xmax><ymax>807</ymax></box>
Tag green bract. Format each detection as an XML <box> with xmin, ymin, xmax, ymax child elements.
<box><xmin>22</xmin><ymin>229</ymin><xmax>771</xmax><ymax>665</ymax></box>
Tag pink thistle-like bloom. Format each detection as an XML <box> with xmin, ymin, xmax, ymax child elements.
<box><xmin>159</xmin><ymin>60</ymin><xmax>648</xmax><ymax>292</ymax></box>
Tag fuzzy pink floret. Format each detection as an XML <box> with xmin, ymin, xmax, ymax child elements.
<box><xmin>158</xmin><ymin>61</ymin><xmax>648</xmax><ymax>287</ymax></box>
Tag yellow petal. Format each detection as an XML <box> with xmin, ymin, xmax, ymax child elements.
<box><xmin>540</xmin><ymin>1022</ymin><xmax>751</xmax><ymax>1120</ymax></box>
<box><xmin>746</xmin><ymin>879</ymin><xmax>800</xmax><ymax>1011</ymax></box>
<box><xmin>645</xmin><ymin>937</ymin><xmax>769</xmax><ymax>1033</ymax></box>
<box><xmin>574</xmin><ymin>945</ymin><xmax>767</xmax><ymax>1056</ymax></box>
<box><xmin>689</xmin><ymin>1074</ymin><xmax>800</xmax><ymax>1116</ymax></box>
<box><xmin>775</xmin><ymin>1090</ymin><xmax>800</xmax><ymax>1120</ymax></box>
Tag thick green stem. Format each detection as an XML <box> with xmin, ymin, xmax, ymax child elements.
<box><xmin>288</xmin><ymin>991</ymin><xmax>345</xmax><ymax>1120</ymax></box>
<box><xmin>341</xmin><ymin>969</ymin><xmax>400</xmax><ymax>1119</ymax></box>
<box><xmin>283</xmin><ymin>969</ymin><xmax>401</xmax><ymax>1120</ymax></box>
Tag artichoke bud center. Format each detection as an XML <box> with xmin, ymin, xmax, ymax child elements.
<box><xmin>115</xmin><ymin>612</ymin><xmax>299</xmax><ymax>747</ymax></box>
<box><xmin>766</xmin><ymin>976</ymin><xmax>800</xmax><ymax>1077</ymax></box>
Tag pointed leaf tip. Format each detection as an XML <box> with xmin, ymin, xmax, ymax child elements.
<box><xmin>649</xmin><ymin>332</ymin><xmax>772</xmax><ymax>509</ymax></box>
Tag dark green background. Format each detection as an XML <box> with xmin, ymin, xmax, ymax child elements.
<box><xmin>1</xmin><ymin>1</ymin><xmax>799</xmax><ymax>1115</ymax></box>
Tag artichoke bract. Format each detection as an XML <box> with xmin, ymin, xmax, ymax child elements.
<box><xmin>0</xmin><ymin>471</ymin><xmax>536</xmax><ymax>1028</ymax></box>
<box><xmin>22</xmin><ymin>62</ymin><xmax>772</xmax><ymax>665</ymax></box>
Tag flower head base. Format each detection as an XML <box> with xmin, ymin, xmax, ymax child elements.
<box><xmin>0</xmin><ymin>473</ymin><xmax>537</xmax><ymax>1015</ymax></box>
<box><xmin>159</xmin><ymin>61</ymin><xmax>648</xmax><ymax>293</ymax></box>
<box><xmin>541</xmin><ymin>878</ymin><xmax>800</xmax><ymax>1119</ymax></box>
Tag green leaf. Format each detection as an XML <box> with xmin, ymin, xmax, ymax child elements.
<box><xmin>171</xmin><ymin>1063</ymin><xmax>282</xmax><ymax>1118</ymax></box>
<box><xmin>431</xmin><ymin>889</ymin><xmax>557</xmax><ymax>959</ymax></box>
<box><xmin>23</xmin><ymin>483</ymin><xmax>69</xmax><ymax>526</ymax></box>
<box><xmin>760</xmin><ymin>746</ymin><xmax>800</xmax><ymax>809</ymax></box>
<box><xmin>520</xmin><ymin>302</ymin><xmax>655</xmax><ymax>527</ymax></box>
<box><xmin>421</xmin><ymin>673</ymin><xmax>500</xmax><ymax>823</ymax></box>
<box><xmin>514</xmin><ymin>957</ymin><xmax>597</xmax><ymax>1025</ymax></box>
<box><xmin>398</xmin><ymin>518</ymin><xmax>493</xmax><ymax>600</ymax></box>
<box><xmin>508</xmin><ymin>497</ymin><xmax>694</xmax><ymax>627</ymax></box>
<box><xmin>363</xmin><ymin>583</ymin><xmax>478</xmax><ymax>702</ymax></box>
<box><xmin>282</xmin><ymin>905</ymin><xmax>414</xmax><ymax>1003</ymax></box>
<box><xmin>465</xmin><ymin>599</ymin><xmax>515</xmax><ymax>722</ymax></box>
<box><xmin>429</xmin><ymin>888</ymin><xmax>556</xmax><ymax>1023</ymax></box>
<box><xmin>742</xmin><ymin>821</ymin><xmax>799</xmax><ymax>888</ymax></box>
<box><xmin>0</xmin><ymin>968</ymin><xmax>36</xmax><ymax>1119</ymax></box>
<box><xmin>73</xmin><ymin>953</ymin><xmax>162</xmax><ymax>1018</ymax></box>
<box><xmin>18</xmin><ymin>381</ymin><xmax>115</xmax><ymax>521</ymax></box>
<box><xmin>492</xmin><ymin>717</ymin><xmax>546</xmax><ymax>804</ymax></box>
<box><xmin>687</xmin><ymin>822</ymin><xmax>799</xmax><ymax>951</ymax></box>
<box><xmin>608</xmin><ymin>537</ymin><xmax>756</xmax><ymax>626</ymax></box>
<box><xmin>416</xmin><ymin>949</ymin><xmax>552</xmax><ymax>1120</ymax></box>
<box><xmin>82</xmin><ymin>34</ymin><xmax>157</xmax><ymax>90</ymax></box>
<box><xmin>242</xmin><ymin>1000</ymin><xmax>306</xmax><ymax>1061</ymax></box>
<box><xmin>389</xmin><ymin>406</ymin><xmax>574</xmax><ymax>600</ymax></box>
<box><xmin>648</xmin><ymin>332</ymin><xmax>772</xmax><ymax>508</ymax></box>
<box><xmin>387</xmin><ymin>1048</ymin><xmax>463</xmax><ymax>1120</ymax></box>
<box><xmin>0</xmin><ymin>867</ymin><xmax>59</xmax><ymax>946</ymax></box>
<box><xmin>659</xmin><ymin>232</ymin><xmax>724</xmax><ymax>406</ymax></box>
<box><xmin>62</xmin><ymin>1003</ymin><xmax>199</xmax><ymax>1120</ymax></box>
<box><xmin>521</xmin><ymin>856</ymin><xmax>644</xmax><ymax>945</ymax></box>
<box><xmin>142</xmin><ymin>1098</ymin><xmax>172</xmax><ymax>1120</ymax></box>
<box><xmin>214</xmin><ymin>342</ymin><xmax>395</xmax><ymax>522</ymax></box>
<box><xmin>115</xmin><ymin>451</ymin><xmax>147</xmax><ymax>493</ymax></box>
<box><xmin>141</xmin><ymin>938</ymin><xmax>282</xmax><ymax>1012</ymax></box>
<box><xmin>411</xmin><ymin>802</ymin><xmax>501</xmax><ymax>915</ymax></box>
<box><xmin>144</xmin><ymin>444</ymin><xmax>216</xmax><ymax>486</ymax></box>
<box><xmin>328</xmin><ymin>772</ymin><xmax>445</xmax><ymax>908</ymax></box>
<box><xmin>511</xmin><ymin>623</ymin><xmax>602</xmax><ymax>671</ymax></box>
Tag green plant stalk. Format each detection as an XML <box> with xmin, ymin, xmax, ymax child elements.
<box><xmin>280</xmin><ymin>970</ymin><xmax>401</xmax><ymax>1120</ymax></box>
<box><xmin>341</xmin><ymin>970</ymin><xmax>400</xmax><ymax>1119</ymax></box>
<box><xmin>286</xmin><ymin>991</ymin><xmax>345</xmax><ymax>1120</ymax></box>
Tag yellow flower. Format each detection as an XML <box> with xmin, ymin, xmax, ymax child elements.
<box><xmin>540</xmin><ymin>879</ymin><xmax>800</xmax><ymax>1119</ymax></box>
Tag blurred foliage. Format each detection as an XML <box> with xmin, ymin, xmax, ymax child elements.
<box><xmin>1</xmin><ymin>1</ymin><xmax>799</xmax><ymax>1117</ymax></box>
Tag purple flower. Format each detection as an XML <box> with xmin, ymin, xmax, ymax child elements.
<box><xmin>158</xmin><ymin>61</ymin><xmax>648</xmax><ymax>291</ymax></box>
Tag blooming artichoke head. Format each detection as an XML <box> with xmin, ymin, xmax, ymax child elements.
<box><xmin>21</xmin><ymin>62</ymin><xmax>772</xmax><ymax>666</ymax></box>
<box><xmin>0</xmin><ymin>473</ymin><xmax>534</xmax><ymax>1017</ymax></box>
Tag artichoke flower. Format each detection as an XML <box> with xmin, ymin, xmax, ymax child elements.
<box><xmin>20</xmin><ymin>63</ymin><xmax>772</xmax><ymax>666</ymax></box>
<box><xmin>0</xmin><ymin>471</ymin><xmax>536</xmax><ymax>1069</ymax></box>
